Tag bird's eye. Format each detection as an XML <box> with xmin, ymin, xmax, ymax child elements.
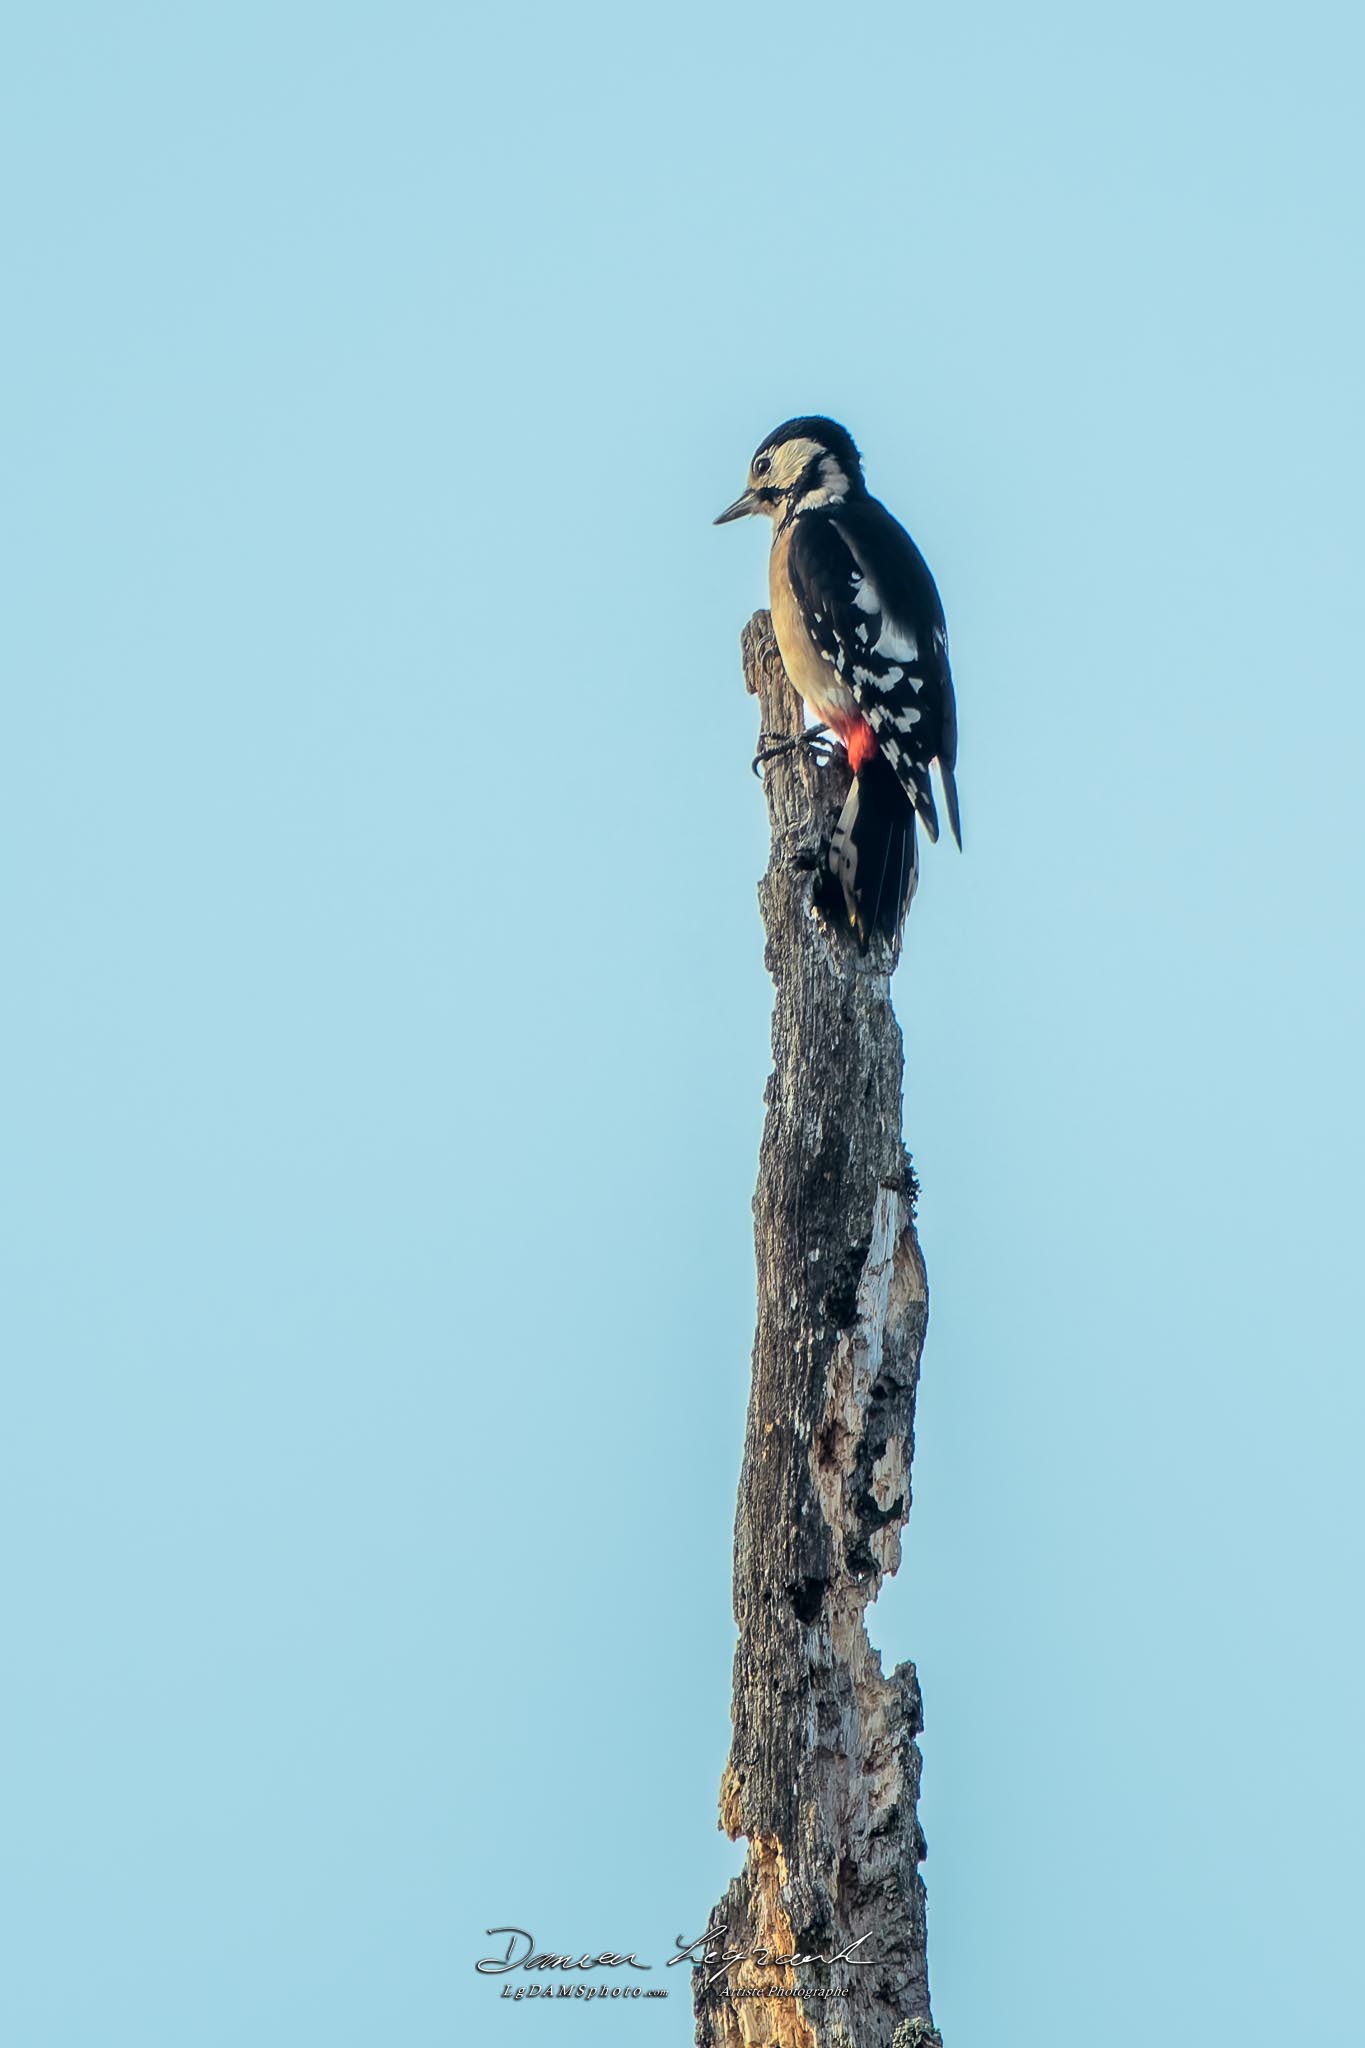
<box><xmin>752</xmin><ymin>455</ymin><xmax>771</xmax><ymax>479</ymax></box>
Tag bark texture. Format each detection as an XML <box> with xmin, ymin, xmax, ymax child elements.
<box><xmin>692</xmin><ymin>615</ymin><xmax>940</xmax><ymax>2048</ymax></box>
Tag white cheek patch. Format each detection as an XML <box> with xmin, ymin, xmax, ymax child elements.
<box><xmin>771</xmin><ymin>437</ymin><xmax>824</xmax><ymax>489</ymax></box>
<box><xmin>771</xmin><ymin>438</ymin><xmax>849</xmax><ymax>507</ymax></box>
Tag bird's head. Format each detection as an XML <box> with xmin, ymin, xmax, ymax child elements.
<box><xmin>715</xmin><ymin>416</ymin><xmax>865</xmax><ymax>527</ymax></box>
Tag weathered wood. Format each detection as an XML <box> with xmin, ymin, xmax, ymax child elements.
<box><xmin>693</xmin><ymin>614</ymin><xmax>940</xmax><ymax>2048</ymax></box>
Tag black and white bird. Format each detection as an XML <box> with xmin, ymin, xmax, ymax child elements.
<box><xmin>716</xmin><ymin>416</ymin><xmax>960</xmax><ymax>948</ymax></box>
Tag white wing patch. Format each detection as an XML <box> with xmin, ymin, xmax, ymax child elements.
<box><xmin>874</xmin><ymin>621</ymin><xmax>919</xmax><ymax>663</ymax></box>
<box><xmin>847</xmin><ymin>569</ymin><xmax>919</xmax><ymax>664</ymax></box>
<box><xmin>854</xmin><ymin>663</ymin><xmax>905</xmax><ymax>693</ymax></box>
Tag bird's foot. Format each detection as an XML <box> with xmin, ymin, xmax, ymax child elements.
<box><xmin>751</xmin><ymin>723</ymin><xmax>835</xmax><ymax>778</ymax></box>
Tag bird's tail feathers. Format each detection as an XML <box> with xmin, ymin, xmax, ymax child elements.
<box><xmin>939</xmin><ymin>759</ymin><xmax>962</xmax><ymax>850</ymax></box>
<box><xmin>902</xmin><ymin>758</ymin><xmax>940</xmax><ymax>844</ymax></box>
<box><xmin>828</xmin><ymin>753</ymin><xmax>918</xmax><ymax>953</ymax></box>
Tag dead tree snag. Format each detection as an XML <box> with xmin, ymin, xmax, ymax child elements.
<box><xmin>692</xmin><ymin>614</ymin><xmax>941</xmax><ymax>2048</ymax></box>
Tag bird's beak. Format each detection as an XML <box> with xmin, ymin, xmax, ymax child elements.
<box><xmin>714</xmin><ymin>489</ymin><xmax>760</xmax><ymax>526</ymax></box>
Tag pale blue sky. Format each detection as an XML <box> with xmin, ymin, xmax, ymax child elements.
<box><xmin>3</xmin><ymin>4</ymin><xmax>1362</xmax><ymax>2044</ymax></box>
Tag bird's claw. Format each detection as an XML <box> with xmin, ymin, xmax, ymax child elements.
<box><xmin>751</xmin><ymin>723</ymin><xmax>835</xmax><ymax>778</ymax></box>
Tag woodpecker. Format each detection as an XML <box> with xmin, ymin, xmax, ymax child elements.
<box><xmin>716</xmin><ymin>416</ymin><xmax>960</xmax><ymax>949</ymax></box>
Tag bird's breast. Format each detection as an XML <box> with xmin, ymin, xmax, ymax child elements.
<box><xmin>768</xmin><ymin>530</ymin><xmax>857</xmax><ymax>731</ymax></box>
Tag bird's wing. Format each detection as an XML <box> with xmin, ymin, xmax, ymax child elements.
<box><xmin>788</xmin><ymin>505</ymin><xmax>960</xmax><ymax>848</ymax></box>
